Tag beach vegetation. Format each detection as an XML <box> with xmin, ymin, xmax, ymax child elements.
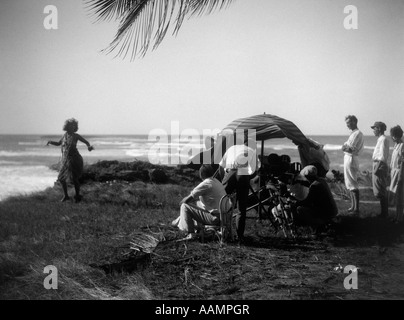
<box><xmin>1</xmin><ymin>160</ymin><xmax>403</xmax><ymax>300</ymax></box>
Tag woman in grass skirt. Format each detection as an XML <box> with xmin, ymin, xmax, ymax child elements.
<box><xmin>47</xmin><ymin>118</ymin><xmax>94</xmax><ymax>202</ymax></box>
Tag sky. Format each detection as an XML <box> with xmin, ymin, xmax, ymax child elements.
<box><xmin>0</xmin><ymin>0</ymin><xmax>403</xmax><ymax>136</ymax></box>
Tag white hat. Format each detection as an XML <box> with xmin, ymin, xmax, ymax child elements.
<box><xmin>289</xmin><ymin>165</ymin><xmax>317</xmax><ymax>200</ymax></box>
<box><xmin>299</xmin><ymin>165</ymin><xmax>318</xmax><ymax>181</ymax></box>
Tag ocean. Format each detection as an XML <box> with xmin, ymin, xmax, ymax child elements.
<box><xmin>0</xmin><ymin>134</ymin><xmax>383</xmax><ymax>201</ymax></box>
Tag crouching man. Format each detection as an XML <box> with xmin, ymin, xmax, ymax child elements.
<box><xmin>294</xmin><ymin>165</ymin><xmax>338</xmax><ymax>233</ymax></box>
<box><xmin>172</xmin><ymin>164</ymin><xmax>226</xmax><ymax>240</ymax></box>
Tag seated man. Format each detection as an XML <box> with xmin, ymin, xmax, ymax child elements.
<box><xmin>172</xmin><ymin>164</ymin><xmax>226</xmax><ymax>240</ymax></box>
<box><xmin>294</xmin><ymin>165</ymin><xmax>338</xmax><ymax>231</ymax></box>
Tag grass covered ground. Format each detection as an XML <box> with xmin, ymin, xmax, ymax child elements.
<box><xmin>1</xmin><ymin>161</ymin><xmax>404</xmax><ymax>300</ymax></box>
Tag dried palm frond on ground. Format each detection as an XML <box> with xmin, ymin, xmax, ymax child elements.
<box><xmin>129</xmin><ymin>232</ymin><xmax>163</xmax><ymax>254</ymax></box>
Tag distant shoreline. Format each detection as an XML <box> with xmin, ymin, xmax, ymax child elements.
<box><xmin>0</xmin><ymin>133</ymin><xmax>381</xmax><ymax>201</ymax></box>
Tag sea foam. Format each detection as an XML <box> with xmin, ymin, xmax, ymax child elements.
<box><xmin>0</xmin><ymin>165</ymin><xmax>57</xmax><ymax>201</ymax></box>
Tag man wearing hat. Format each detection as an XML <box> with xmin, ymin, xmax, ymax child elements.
<box><xmin>371</xmin><ymin>121</ymin><xmax>390</xmax><ymax>218</ymax></box>
<box><xmin>294</xmin><ymin>165</ymin><xmax>338</xmax><ymax>231</ymax></box>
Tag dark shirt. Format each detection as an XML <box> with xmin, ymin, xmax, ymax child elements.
<box><xmin>297</xmin><ymin>177</ymin><xmax>338</xmax><ymax>218</ymax></box>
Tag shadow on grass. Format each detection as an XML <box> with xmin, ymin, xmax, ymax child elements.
<box><xmin>242</xmin><ymin>234</ymin><xmax>327</xmax><ymax>252</ymax></box>
<box><xmin>254</xmin><ymin>216</ymin><xmax>404</xmax><ymax>249</ymax></box>
<box><xmin>329</xmin><ymin>215</ymin><xmax>404</xmax><ymax>247</ymax></box>
<box><xmin>0</xmin><ymin>258</ymin><xmax>29</xmax><ymax>287</ymax></box>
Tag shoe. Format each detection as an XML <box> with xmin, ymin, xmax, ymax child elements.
<box><xmin>236</xmin><ymin>235</ymin><xmax>246</xmax><ymax>246</ymax></box>
<box><xmin>177</xmin><ymin>233</ymin><xmax>199</xmax><ymax>242</ymax></box>
<box><xmin>314</xmin><ymin>224</ymin><xmax>327</xmax><ymax>235</ymax></box>
<box><xmin>74</xmin><ymin>195</ymin><xmax>82</xmax><ymax>203</ymax></box>
<box><xmin>61</xmin><ymin>196</ymin><xmax>70</xmax><ymax>202</ymax></box>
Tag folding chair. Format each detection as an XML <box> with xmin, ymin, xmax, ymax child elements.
<box><xmin>196</xmin><ymin>193</ymin><xmax>237</xmax><ymax>244</ymax></box>
<box><xmin>218</xmin><ymin>192</ymin><xmax>237</xmax><ymax>243</ymax></box>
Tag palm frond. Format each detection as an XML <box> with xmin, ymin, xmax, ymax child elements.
<box><xmin>129</xmin><ymin>231</ymin><xmax>162</xmax><ymax>254</ymax></box>
<box><xmin>85</xmin><ymin>0</ymin><xmax>236</xmax><ymax>60</ymax></box>
<box><xmin>84</xmin><ymin>0</ymin><xmax>139</xmax><ymax>22</ymax></box>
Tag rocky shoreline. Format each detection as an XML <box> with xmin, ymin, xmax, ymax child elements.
<box><xmin>50</xmin><ymin>160</ymin><xmax>201</xmax><ymax>186</ymax></box>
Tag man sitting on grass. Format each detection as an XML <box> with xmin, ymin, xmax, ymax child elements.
<box><xmin>294</xmin><ymin>165</ymin><xmax>338</xmax><ymax>233</ymax></box>
<box><xmin>172</xmin><ymin>164</ymin><xmax>226</xmax><ymax>240</ymax></box>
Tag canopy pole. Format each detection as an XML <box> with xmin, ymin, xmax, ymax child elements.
<box><xmin>258</xmin><ymin>139</ymin><xmax>265</xmax><ymax>220</ymax></box>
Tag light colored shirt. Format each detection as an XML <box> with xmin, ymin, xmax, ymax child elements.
<box><xmin>372</xmin><ymin>135</ymin><xmax>389</xmax><ymax>163</ymax></box>
<box><xmin>390</xmin><ymin>142</ymin><xmax>404</xmax><ymax>170</ymax></box>
<box><xmin>343</xmin><ymin>129</ymin><xmax>364</xmax><ymax>157</ymax></box>
<box><xmin>191</xmin><ymin>177</ymin><xmax>226</xmax><ymax>212</ymax></box>
<box><xmin>219</xmin><ymin>144</ymin><xmax>259</xmax><ymax>175</ymax></box>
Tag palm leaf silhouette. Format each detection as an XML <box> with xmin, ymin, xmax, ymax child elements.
<box><xmin>85</xmin><ymin>0</ymin><xmax>235</xmax><ymax>60</ymax></box>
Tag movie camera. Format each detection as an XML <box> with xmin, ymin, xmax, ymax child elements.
<box><xmin>248</xmin><ymin>153</ymin><xmax>304</xmax><ymax>238</ymax></box>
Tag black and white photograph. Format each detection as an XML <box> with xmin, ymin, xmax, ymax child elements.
<box><xmin>1</xmin><ymin>0</ymin><xmax>403</xmax><ymax>306</ymax></box>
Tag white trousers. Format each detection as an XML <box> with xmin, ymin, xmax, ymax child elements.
<box><xmin>344</xmin><ymin>154</ymin><xmax>359</xmax><ymax>191</ymax></box>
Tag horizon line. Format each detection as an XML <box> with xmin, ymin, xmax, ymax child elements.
<box><xmin>0</xmin><ymin>132</ymin><xmax>375</xmax><ymax>137</ymax></box>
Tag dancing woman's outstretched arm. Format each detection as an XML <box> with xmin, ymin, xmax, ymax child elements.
<box><xmin>76</xmin><ymin>134</ymin><xmax>94</xmax><ymax>151</ymax></box>
<box><xmin>47</xmin><ymin>135</ymin><xmax>64</xmax><ymax>146</ymax></box>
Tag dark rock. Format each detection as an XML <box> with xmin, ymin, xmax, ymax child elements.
<box><xmin>116</xmin><ymin>170</ymin><xmax>142</xmax><ymax>182</ymax></box>
<box><xmin>75</xmin><ymin>160</ymin><xmax>197</xmax><ymax>186</ymax></box>
<box><xmin>149</xmin><ymin>168</ymin><xmax>168</xmax><ymax>183</ymax></box>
